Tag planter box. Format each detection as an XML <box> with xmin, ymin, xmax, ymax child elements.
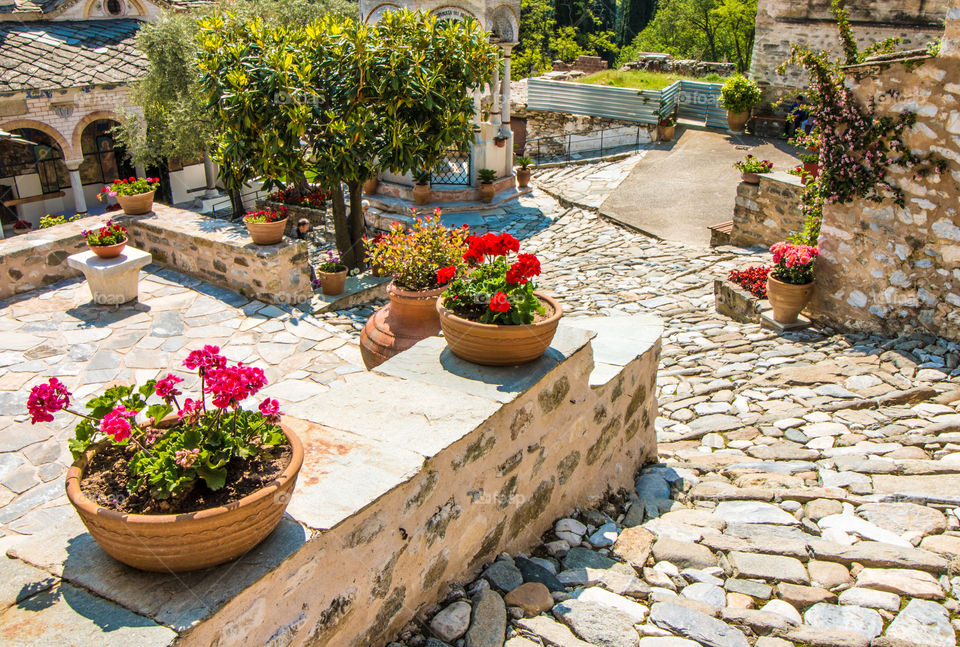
<box><xmin>715</xmin><ymin>278</ymin><xmax>764</xmax><ymax>323</ymax></box>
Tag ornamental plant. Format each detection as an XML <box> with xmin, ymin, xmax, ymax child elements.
<box><xmin>478</xmin><ymin>168</ymin><xmax>497</xmax><ymax>183</ymax></box>
<box><xmin>39</xmin><ymin>213</ymin><xmax>83</xmax><ymax>229</ymax></box>
<box><xmin>516</xmin><ymin>157</ymin><xmax>532</xmax><ymax>170</ymax></box>
<box><xmin>97</xmin><ymin>176</ymin><xmax>160</xmax><ymax>199</ymax></box>
<box><xmin>317</xmin><ymin>250</ymin><xmax>347</xmax><ymax>273</ymax></box>
<box><xmin>364</xmin><ymin>210</ymin><xmax>469</xmax><ymax>291</ymax></box>
<box><xmin>442</xmin><ymin>232</ymin><xmax>544</xmax><ymax>325</ymax></box>
<box><xmin>770</xmin><ymin>241</ymin><xmax>818</xmax><ymax>285</ymax></box>
<box><xmin>269</xmin><ymin>186</ymin><xmax>331</xmax><ymax>210</ymax></box>
<box><xmin>734</xmin><ymin>155</ymin><xmax>773</xmax><ymax>174</ymax></box>
<box><xmin>729</xmin><ymin>265</ymin><xmax>771</xmax><ymax>298</ymax></box>
<box><xmin>82</xmin><ymin>220</ymin><xmax>127</xmax><ymax>247</ymax></box>
<box><xmin>243</xmin><ymin>207</ymin><xmax>288</xmax><ymax>224</ymax></box>
<box><xmin>719</xmin><ymin>75</ymin><xmax>762</xmax><ymax>114</ymax></box>
<box><xmin>27</xmin><ymin>345</ymin><xmax>286</xmax><ymax>502</ymax></box>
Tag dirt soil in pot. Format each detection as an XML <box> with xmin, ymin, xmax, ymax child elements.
<box><xmin>81</xmin><ymin>442</ymin><xmax>292</xmax><ymax>515</ymax></box>
<box><xmin>450</xmin><ymin>295</ymin><xmax>556</xmax><ymax>324</ymax></box>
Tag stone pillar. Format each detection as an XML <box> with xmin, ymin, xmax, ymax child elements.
<box><xmin>490</xmin><ymin>65</ymin><xmax>501</xmax><ymax>127</ymax></box>
<box><xmin>203</xmin><ymin>152</ymin><xmax>219</xmax><ymax>198</ymax></box>
<box><xmin>65</xmin><ymin>160</ymin><xmax>87</xmax><ymax>215</ymax></box>
<box><xmin>943</xmin><ymin>0</ymin><xmax>960</xmax><ymax>56</ymax></box>
<box><xmin>500</xmin><ymin>46</ymin><xmax>513</xmax><ymax>136</ymax></box>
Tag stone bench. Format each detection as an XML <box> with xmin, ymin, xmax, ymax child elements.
<box><xmin>1</xmin><ymin>314</ymin><xmax>662</xmax><ymax>647</ymax></box>
<box><xmin>66</xmin><ymin>247</ymin><xmax>152</xmax><ymax>305</ymax></box>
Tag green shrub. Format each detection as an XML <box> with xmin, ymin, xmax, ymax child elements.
<box><xmin>719</xmin><ymin>75</ymin><xmax>762</xmax><ymax>113</ymax></box>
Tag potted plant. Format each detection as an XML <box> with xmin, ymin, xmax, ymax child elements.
<box><xmin>766</xmin><ymin>241</ymin><xmax>819</xmax><ymax>323</ymax></box>
<box><xmin>98</xmin><ymin>177</ymin><xmax>160</xmax><ymax>215</ymax></box>
<box><xmin>316</xmin><ymin>250</ymin><xmax>348</xmax><ymax>296</ymax></box>
<box><xmin>26</xmin><ymin>345</ymin><xmax>303</xmax><ymax>572</ymax></box>
<box><xmin>363</xmin><ymin>176</ymin><xmax>379</xmax><ymax>195</ymax></box>
<box><xmin>243</xmin><ymin>207</ymin><xmax>288</xmax><ymax>245</ymax></box>
<box><xmin>657</xmin><ymin>109</ymin><xmax>677</xmax><ymax>141</ymax></box>
<box><xmin>734</xmin><ymin>155</ymin><xmax>773</xmax><ymax>184</ymax></box>
<box><xmin>800</xmin><ymin>150</ymin><xmax>821</xmax><ymax>180</ymax></box>
<box><xmin>478</xmin><ymin>168</ymin><xmax>497</xmax><ymax>203</ymax></box>
<box><xmin>719</xmin><ymin>75</ymin><xmax>762</xmax><ymax>133</ymax></box>
<box><xmin>494</xmin><ymin>134</ymin><xmax>508</xmax><ymax>148</ymax></box>
<box><xmin>83</xmin><ymin>220</ymin><xmax>128</xmax><ymax>259</ymax></box>
<box><xmin>413</xmin><ymin>170</ymin><xmax>431</xmax><ymax>206</ymax></box>
<box><xmin>360</xmin><ymin>209</ymin><xmax>468</xmax><ymax>369</ymax></box>
<box><xmin>438</xmin><ymin>233</ymin><xmax>562</xmax><ymax>365</ymax></box>
<box><xmin>515</xmin><ymin>157</ymin><xmax>533</xmax><ymax>188</ymax></box>
<box><xmin>12</xmin><ymin>219</ymin><xmax>32</xmax><ymax>235</ymax></box>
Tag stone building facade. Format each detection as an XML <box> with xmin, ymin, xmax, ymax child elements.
<box><xmin>808</xmin><ymin>6</ymin><xmax>960</xmax><ymax>340</ymax></box>
<box><xmin>749</xmin><ymin>0</ymin><xmax>948</xmax><ymax>103</ymax></box>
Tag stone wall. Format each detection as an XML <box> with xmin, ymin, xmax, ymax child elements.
<box><xmin>808</xmin><ymin>40</ymin><xmax>960</xmax><ymax>339</ymax></box>
<box><xmin>749</xmin><ymin>0</ymin><xmax>947</xmax><ymax>103</ymax></box>
<box><xmin>512</xmin><ymin>99</ymin><xmax>656</xmax><ymax>157</ymax></box>
<box><xmin>731</xmin><ymin>171</ymin><xmax>806</xmax><ymax>248</ymax></box>
<box><xmin>551</xmin><ymin>55</ymin><xmax>609</xmax><ymax>74</ymax></box>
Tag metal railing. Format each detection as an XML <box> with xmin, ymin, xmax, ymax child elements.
<box><xmin>521</xmin><ymin>126</ymin><xmax>648</xmax><ymax>165</ymax></box>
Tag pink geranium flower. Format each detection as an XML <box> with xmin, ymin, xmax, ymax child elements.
<box><xmin>27</xmin><ymin>378</ymin><xmax>71</xmax><ymax>424</ymax></box>
<box><xmin>100</xmin><ymin>406</ymin><xmax>138</xmax><ymax>442</ymax></box>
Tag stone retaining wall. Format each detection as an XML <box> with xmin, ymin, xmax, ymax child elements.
<box><xmin>551</xmin><ymin>55</ymin><xmax>608</xmax><ymax>74</ymax></box>
<box><xmin>513</xmin><ymin>104</ymin><xmax>655</xmax><ymax>157</ymax></box>
<box><xmin>731</xmin><ymin>171</ymin><xmax>806</xmax><ymax>248</ymax></box>
<box><xmin>7</xmin><ymin>315</ymin><xmax>661</xmax><ymax>647</ymax></box>
<box><xmin>808</xmin><ymin>39</ymin><xmax>960</xmax><ymax>341</ymax></box>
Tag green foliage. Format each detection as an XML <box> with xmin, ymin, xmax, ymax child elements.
<box><xmin>617</xmin><ymin>0</ymin><xmax>757</xmax><ymax>72</ymax></box>
<box><xmin>39</xmin><ymin>213</ymin><xmax>82</xmax><ymax>229</ymax></box>
<box><xmin>515</xmin><ymin>156</ymin><xmax>533</xmax><ymax>169</ymax></box>
<box><xmin>719</xmin><ymin>74</ymin><xmax>762</xmax><ymax>112</ymax></box>
<box><xmin>576</xmin><ymin>69</ymin><xmax>701</xmax><ymax>90</ymax></box>
<box><xmin>478</xmin><ymin>168</ymin><xmax>498</xmax><ymax>183</ymax></box>
<box><xmin>444</xmin><ymin>257</ymin><xmax>544</xmax><ymax>324</ymax></box>
<box><xmin>364</xmin><ymin>213</ymin><xmax>468</xmax><ymax>291</ymax></box>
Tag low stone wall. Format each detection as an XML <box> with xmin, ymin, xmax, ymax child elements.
<box><xmin>621</xmin><ymin>53</ymin><xmax>735</xmax><ymax>77</ymax></box>
<box><xmin>731</xmin><ymin>171</ymin><xmax>805</xmax><ymax>248</ymax></box>
<box><xmin>551</xmin><ymin>55</ymin><xmax>608</xmax><ymax>74</ymax></box>
<box><xmin>513</xmin><ymin>105</ymin><xmax>655</xmax><ymax>157</ymax></box>
<box><xmin>127</xmin><ymin>205</ymin><xmax>312</xmax><ymax>307</ymax></box>
<box><xmin>714</xmin><ymin>278</ymin><xmax>764</xmax><ymax>323</ymax></box>
<box><xmin>7</xmin><ymin>314</ymin><xmax>662</xmax><ymax>647</ymax></box>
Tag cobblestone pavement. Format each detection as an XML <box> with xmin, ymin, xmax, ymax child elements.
<box><xmin>532</xmin><ymin>152</ymin><xmax>647</xmax><ymax>209</ymax></box>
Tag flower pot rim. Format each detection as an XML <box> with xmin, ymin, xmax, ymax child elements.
<box><xmin>116</xmin><ymin>190</ymin><xmax>154</xmax><ymax>198</ymax></box>
<box><xmin>437</xmin><ymin>291</ymin><xmax>563</xmax><ymax>330</ymax></box>
<box><xmin>65</xmin><ymin>422</ymin><xmax>303</xmax><ymax>525</ymax></box>
<box><xmin>88</xmin><ymin>236</ymin><xmax>128</xmax><ymax>248</ymax></box>
<box><xmin>388</xmin><ymin>281</ymin><xmax>449</xmax><ymax>299</ymax></box>
<box><xmin>244</xmin><ymin>215</ymin><xmax>288</xmax><ymax>225</ymax></box>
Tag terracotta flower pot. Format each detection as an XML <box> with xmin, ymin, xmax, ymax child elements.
<box><xmin>363</xmin><ymin>178</ymin><xmax>378</xmax><ymax>195</ymax></box>
<box><xmin>479</xmin><ymin>182</ymin><xmax>495</xmax><ymax>204</ymax></box>
<box><xmin>413</xmin><ymin>183</ymin><xmax>430</xmax><ymax>206</ymax></box>
<box><xmin>658</xmin><ymin>125</ymin><xmax>676</xmax><ymax>141</ymax></box>
<box><xmin>360</xmin><ymin>282</ymin><xmax>447</xmax><ymax>369</ymax></box>
<box><xmin>727</xmin><ymin>110</ymin><xmax>749</xmax><ymax>133</ymax></box>
<box><xmin>116</xmin><ymin>190</ymin><xmax>155</xmax><ymax>216</ymax></box>
<box><xmin>803</xmin><ymin>161</ymin><xmax>821</xmax><ymax>180</ymax></box>
<box><xmin>495</xmin><ymin>138</ymin><xmax>506</xmax><ymax>148</ymax></box>
<box><xmin>245</xmin><ymin>217</ymin><xmax>287</xmax><ymax>245</ymax></box>
<box><xmin>89</xmin><ymin>237</ymin><xmax>128</xmax><ymax>259</ymax></box>
<box><xmin>65</xmin><ymin>424</ymin><xmax>303</xmax><ymax>573</ymax></box>
<box><xmin>13</xmin><ymin>226</ymin><xmax>30</xmax><ymax>236</ymax></box>
<box><xmin>437</xmin><ymin>291</ymin><xmax>563</xmax><ymax>366</ymax></box>
<box><xmin>766</xmin><ymin>275</ymin><xmax>814</xmax><ymax>324</ymax></box>
<box><xmin>516</xmin><ymin>168</ymin><xmax>531</xmax><ymax>188</ymax></box>
<box><xmin>318</xmin><ymin>268</ymin><xmax>347</xmax><ymax>296</ymax></box>
<box><xmin>741</xmin><ymin>172</ymin><xmax>761</xmax><ymax>184</ymax></box>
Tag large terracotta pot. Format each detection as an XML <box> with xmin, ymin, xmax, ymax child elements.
<box><xmin>766</xmin><ymin>275</ymin><xmax>814</xmax><ymax>324</ymax></box>
<box><xmin>516</xmin><ymin>168</ymin><xmax>532</xmax><ymax>188</ymax></box>
<box><xmin>727</xmin><ymin>110</ymin><xmax>749</xmax><ymax>133</ymax></box>
<box><xmin>116</xmin><ymin>190</ymin><xmax>155</xmax><ymax>216</ymax></box>
<box><xmin>741</xmin><ymin>172</ymin><xmax>761</xmax><ymax>184</ymax></box>
<box><xmin>245</xmin><ymin>217</ymin><xmax>287</xmax><ymax>245</ymax></box>
<box><xmin>319</xmin><ymin>268</ymin><xmax>348</xmax><ymax>296</ymax></box>
<box><xmin>437</xmin><ymin>291</ymin><xmax>563</xmax><ymax>366</ymax></box>
<box><xmin>413</xmin><ymin>183</ymin><xmax>430</xmax><ymax>206</ymax></box>
<box><xmin>65</xmin><ymin>423</ymin><xmax>303</xmax><ymax>573</ymax></box>
<box><xmin>360</xmin><ymin>282</ymin><xmax>447</xmax><ymax>369</ymax></box>
<box><xmin>363</xmin><ymin>178</ymin><xmax>378</xmax><ymax>195</ymax></box>
<box><xmin>89</xmin><ymin>238</ymin><xmax>128</xmax><ymax>259</ymax></box>
<box><xmin>479</xmin><ymin>182</ymin><xmax>495</xmax><ymax>204</ymax></box>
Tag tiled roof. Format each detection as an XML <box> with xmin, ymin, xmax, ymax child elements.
<box><xmin>0</xmin><ymin>19</ymin><xmax>148</xmax><ymax>91</ymax></box>
<box><xmin>3</xmin><ymin>0</ymin><xmax>204</xmax><ymax>14</ymax></box>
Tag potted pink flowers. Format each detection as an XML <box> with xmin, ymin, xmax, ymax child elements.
<box><xmin>734</xmin><ymin>155</ymin><xmax>773</xmax><ymax>184</ymax></box>
<box><xmin>767</xmin><ymin>241</ymin><xmax>819</xmax><ymax>323</ymax></box>
<box><xmin>82</xmin><ymin>220</ymin><xmax>128</xmax><ymax>258</ymax></box>
<box><xmin>98</xmin><ymin>177</ymin><xmax>160</xmax><ymax>215</ymax></box>
<box><xmin>26</xmin><ymin>345</ymin><xmax>303</xmax><ymax>572</ymax></box>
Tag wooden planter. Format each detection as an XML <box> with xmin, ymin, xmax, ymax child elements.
<box><xmin>766</xmin><ymin>275</ymin><xmax>814</xmax><ymax>324</ymax></box>
<box><xmin>359</xmin><ymin>282</ymin><xmax>447</xmax><ymax>369</ymax></box>
<box><xmin>245</xmin><ymin>217</ymin><xmax>287</xmax><ymax>245</ymax></box>
<box><xmin>89</xmin><ymin>237</ymin><xmax>128</xmax><ymax>259</ymax></box>
<box><xmin>436</xmin><ymin>292</ymin><xmax>563</xmax><ymax>366</ymax></box>
<box><xmin>65</xmin><ymin>424</ymin><xmax>303</xmax><ymax>573</ymax></box>
<box><xmin>116</xmin><ymin>190</ymin><xmax>155</xmax><ymax>216</ymax></box>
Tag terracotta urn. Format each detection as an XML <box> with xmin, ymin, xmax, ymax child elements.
<box><xmin>413</xmin><ymin>183</ymin><xmax>430</xmax><ymax>206</ymax></box>
<box><xmin>727</xmin><ymin>110</ymin><xmax>749</xmax><ymax>133</ymax></box>
<box><xmin>245</xmin><ymin>217</ymin><xmax>287</xmax><ymax>245</ymax></box>
<box><xmin>479</xmin><ymin>182</ymin><xmax>495</xmax><ymax>204</ymax></box>
<box><xmin>363</xmin><ymin>178</ymin><xmax>378</xmax><ymax>195</ymax></box>
<box><xmin>116</xmin><ymin>190</ymin><xmax>155</xmax><ymax>216</ymax></box>
<box><xmin>741</xmin><ymin>172</ymin><xmax>761</xmax><ymax>184</ymax></box>
<box><xmin>360</xmin><ymin>282</ymin><xmax>446</xmax><ymax>369</ymax></box>
<box><xmin>436</xmin><ymin>292</ymin><xmax>563</xmax><ymax>366</ymax></box>
<box><xmin>89</xmin><ymin>238</ymin><xmax>128</xmax><ymax>259</ymax></box>
<box><xmin>65</xmin><ymin>423</ymin><xmax>303</xmax><ymax>573</ymax></box>
<box><xmin>318</xmin><ymin>268</ymin><xmax>348</xmax><ymax>296</ymax></box>
<box><xmin>516</xmin><ymin>168</ymin><xmax>531</xmax><ymax>188</ymax></box>
<box><xmin>766</xmin><ymin>275</ymin><xmax>814</xmax><ymax>324</ymax></box>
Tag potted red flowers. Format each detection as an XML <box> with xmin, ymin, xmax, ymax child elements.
<box><xmin>767</xmin><ymin>241</ymin><xmax>819</xmax><ymax>323</ymax></box>
<box><xmin>438</xmin><ymin>232</ymin><xmax>561</xmax><ymax>365</ymax></box>
<box><xmin>734</xmin><ymin>155</ymin><xmax>773</xmax><ymax>184</ymax></box>
<box><xmin>12</xmin><ymin>219</ymin><xmax>32</xmax><ymax>235</ymax></box>
<box><xmin>83</xmin><ymin>220</ymin><xmax>128</xmax><ymax>258</ymax></box>
<box><xmin>360</xmin><ymin>210</ymin><xmax>469</xmax><ymax>369</ymax></box>
<box><xmin>98</xmin><ymin>177</ymin><xmax>160</xmax><ymax>215</ymax></box>
<box><xmin>243</xmin><ymin>207</ymin><xmax>288</xmax><ymax>245</ymax></box>
<box><xmin>27</xmin><ymin>345</ymin><xmax>302</xmax><ymax>572</ymax></box>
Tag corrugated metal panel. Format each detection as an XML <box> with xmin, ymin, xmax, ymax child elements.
<box><xmin>678</xmin><ymin>80</ymin><xmax>726</xmax><ymax>128</ymax></box>
<box><xmin>527</xmin><ymin>78</ymin><xmax>663</xmax><ymax>124</ymax></box>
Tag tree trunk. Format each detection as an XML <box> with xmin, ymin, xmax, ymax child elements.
<box><xmin>344</xmin><ymin>179</ymin><xmax>366</xmax><ymax>269</ymax></box>
<box><xmin>229</xmin><ymin>188</ymin><xmax>244</xmax><ymax>220</ymax></box>
<box><xmin>292</xmin><ymin>176</ymin><xmax>310</xmax><ymax>201</ymax></box>
<box><xmin>330</xmin><ymin>183</ymin><xmax>352</xmax><ymax>263</ymax></box>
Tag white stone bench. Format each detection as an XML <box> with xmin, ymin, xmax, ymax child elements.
<box><xmin>66</xmin><ymin>247</ymin><xmax>152</xmax><ymax>305</ymax></box>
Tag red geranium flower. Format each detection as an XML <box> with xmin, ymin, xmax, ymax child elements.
<box><xmin>436</xmin><ymin>265</ymin><xmax>457</xmax><ymax>284</ymax></box>
<box><xmin>489</xmin><ymin>291</ymin><xmax>511</xmax><ymax>313</ymax></box>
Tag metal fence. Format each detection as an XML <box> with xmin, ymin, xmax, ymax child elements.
<box><xmin>431</xmin><ymin>149</ymin><xmax>471</xmax><ymax>185</ymax></box>
<box><xmin>522</xmin><ymin>126</ymin><xmax>648</xmax><ymax>165</ymax></box>
<box><xmin>526</xmin><ymin>77</ymin><xmax>726</xmax><ymax>127</ymax></box>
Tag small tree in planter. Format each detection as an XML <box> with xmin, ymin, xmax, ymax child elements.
<box><xmin>766</xmin><ymin>241</ymin><xmax>818</xmax><ymax>324</ymax></box>
<box><xmin>719</xmin><ymin>75</ymin><xmax>762</xmax><ymax>133</ymax></box>
<box><xmin>26</xmin><ymin>345</ymin><xmax>302</xmax><ymax>572</ymax></box>
<box><xmin>478</xmin><ymin>168</ymin><xmax>497</xmax><ymax>203</ymax></box>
